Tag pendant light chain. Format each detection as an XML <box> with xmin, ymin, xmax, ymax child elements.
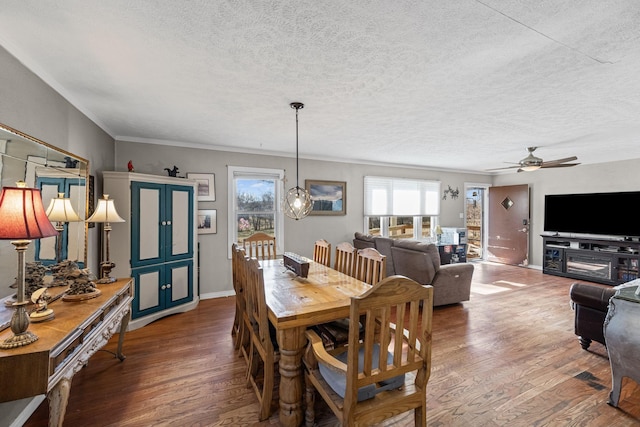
<box><xmin>295</xmin><ymin>103</ymin><xmax>300</xmax><ymax>191</ymax></box>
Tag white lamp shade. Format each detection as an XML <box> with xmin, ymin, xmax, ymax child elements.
<box><xmin>87</xmin><ymin>194</ymin><xmax>125</xmax><ymax>223</ymax></box>
<box><xmin>46</xmin><ymin>193</ymin><xmax>82</xmax><ymax>222</ymax></box>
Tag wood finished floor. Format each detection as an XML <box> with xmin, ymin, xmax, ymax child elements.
<box><xmin>25</xmin><ymin>262</ymin><xmax>640</xmax><ymax>426</ymax></box>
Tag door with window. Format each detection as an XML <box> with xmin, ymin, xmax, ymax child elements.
<box><xmin>487</xmin><ymin>184</ymin><xmax>530</xmax><ymax>266</ymax></box>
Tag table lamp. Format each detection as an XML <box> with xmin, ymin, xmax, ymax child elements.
<box><xmin>435</xmin><ymin>225</ymin><xmax>443</xmax><ymax>244</ymax></box>
<box><xmin>87</xmin><ymin>194</ymin><xmax>124</xmax><ymax>283</ymax></box>
<box><xmin>0</xmin><ymin>182</ymin><xmax>58</xmax><ymax>349</ymax></box>
<box><xmin>46</xmin><ymin>192</ymin><xmax>82</xmax><ymax>263</ymax></box>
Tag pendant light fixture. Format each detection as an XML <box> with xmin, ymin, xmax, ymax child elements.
<box><xmin>283</xmin><ymin>102</ymin><xmax>313</xmax><ymax>220</ymax></box>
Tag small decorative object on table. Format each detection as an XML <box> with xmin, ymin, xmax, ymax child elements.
<box><xmin>30</xmin><ymin>287</ymin><xmax>55</xmax><ymax>322</ymax></box>
<box><xmin>128</xmin><ymin>160</ymin><xmax>135</xmax><ymax>172</ymax></box>
<box><xmin>283</xmin><ymin>252</ymin><xmax>311</xmax><ymax>278</ymax></box>
<box><xmin>5</xmin><ymin>261</ymin><xmax>48</xmax><ymax>307</ymax></box>
<box><xmin>62</xmin><ymin>268</ymin><xmax>101</xmax><ymax>301</ymax></box>
<box><xmin>49</xmin><ymin>260</ymin><xmax>81</xmax><ymax>286</ymax></box>
<box><xmin>22</xmin><ymin>262</ymin><xmax>48</xmax><ymax>299</ymax></box>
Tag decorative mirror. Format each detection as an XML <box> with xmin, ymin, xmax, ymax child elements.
<box><xmin>0</xmin><ymin>123</ymin><xmax>89</xmax><ymax>299</ymax></box>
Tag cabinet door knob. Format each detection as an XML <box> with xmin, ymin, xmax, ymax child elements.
<box><xmin>161</xmin><ymin>285</ymin><xmax>167</xmax><ymax>290</ymax></box>
<box><xmin>161</xmin><ymin>221</ymin><xmax>167</xmax><ymax>226</ymax></box>
<box><xmin>167</xmin><ymin>221</ymin><xmax>172</xmax><ymax>225</ymax></box>
<box><xmin>166</xmin><ymin>284</ymin><xmax>172</xmax><ymax>289</ymax></box>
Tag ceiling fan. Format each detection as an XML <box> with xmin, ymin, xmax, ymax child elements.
<box><xmin>488</xmin><ymin>147</ymin><xmax>580</xmax><ymax>172</ymax></box>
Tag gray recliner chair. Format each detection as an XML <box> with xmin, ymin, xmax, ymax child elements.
<box><xmin>353</xmin><ymin>233</ymin><xmax>473</xmax><ymax>306</ymax></box>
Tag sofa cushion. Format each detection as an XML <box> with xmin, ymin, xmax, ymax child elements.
<box><xmin>372</xmin><ymin>237</ymin><xmax>395</xmax><ymax>276</ymax></box>
<box><xmin>391</xmin><ymin>246</ymin><xmax>438</xmax><ymax>285</ymax></box>
<box><xmin>392</xmin><ymin>240</ymin><xmax>440</xmax><ymax>272</ymax></box>
<box><xmin>353</xmin><ymin>232</ymin><xmax>376</xmax><ymax>250</ymax></box>
<box><xmin>354</xmin><ymin>232</ymin><xmax>375</xmax><ymax>242</ymax></box>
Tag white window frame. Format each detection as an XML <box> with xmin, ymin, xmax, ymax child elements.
<box><xmin>363</xmin><ymin>176</ymin><xmax>441</xmax><ymax>240</ymax></box>
<box><xmin>227</xmin><ymin>166</ymin><xmax>285</xmax><ymax>258</ymax></box>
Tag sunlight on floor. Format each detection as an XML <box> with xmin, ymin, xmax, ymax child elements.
<box><xmin>472</xmin><ymin>280</ymin><xmax>528</xmax><ymax>295</ymax></box>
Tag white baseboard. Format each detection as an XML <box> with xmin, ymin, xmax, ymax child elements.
<box><xmin>200</xmin><ymin>290</ymin><xmax>235</xmax><ymax>300</ymax></box>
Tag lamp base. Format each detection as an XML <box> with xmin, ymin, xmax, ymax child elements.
<box><xmin>0</xmin><ymin>330</ymin><xmax>39</xmax><ymax>349</ymax></box>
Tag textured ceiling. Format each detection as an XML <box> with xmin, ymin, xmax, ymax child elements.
<box><xmin>1</xmin><ymin>1</ymin><xmax>640</xmax><ymax>173</ymax></box>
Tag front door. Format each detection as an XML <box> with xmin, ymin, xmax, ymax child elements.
<box><xmin>487</xmin><ymin>184</ymin><xmax>530</xmax><ymax>266</ymax></box>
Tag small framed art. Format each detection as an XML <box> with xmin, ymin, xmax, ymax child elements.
<box><xmin>187</xmin><ymin>173</ymin><xmax>216</xmax><ymax>201</ymax></box>
<box><xmin>197</xmin><ymin>209</ymin><xmax>217</xmax><ymax>234</ymax></box>
<box><xmin>305</xmin><ymin>180</ymin><xmax>347</xmax><ymax>215</ymax></box>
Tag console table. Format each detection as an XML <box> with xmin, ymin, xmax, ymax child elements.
<box><xmin>0</xmin><ymin>278</ymin><xmax>132</xmax><ymax>427</ymax></box>
<box><xmin>603</xmin><ymin>283</ymin><xmax>640</xmax><ymax>407</ymax></box>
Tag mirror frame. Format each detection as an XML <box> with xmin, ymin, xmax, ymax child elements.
<box><xmin>0</xmin><ymin>122</ymin><xmax>90</xmax><ymax>266</ymax></box>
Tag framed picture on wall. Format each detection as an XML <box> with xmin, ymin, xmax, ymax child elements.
<box><xmin>197</xmin><ymin>209</ymin><xmax>217</xmax><ymax>234</ymax></box>
<box><xmin>305</xmin><ymin>180</ymin><xmax>347</xmax><ymax>215</ymax></box>
<box><xmin>187</xmin><ymin>173</ymin><xmax>216</xmax><ymax>201</ymax></box>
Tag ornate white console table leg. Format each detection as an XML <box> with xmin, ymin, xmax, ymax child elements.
<box><xmin>603</xmin><ymin>284</ymin><xmax>640</xmax><ymax>407</ymax></box>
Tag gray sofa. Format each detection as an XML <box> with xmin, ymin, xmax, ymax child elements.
<box><xmin>353</xmin><ymin>232</ymin><xmax>473</xmax><ymax>306</ymax></box>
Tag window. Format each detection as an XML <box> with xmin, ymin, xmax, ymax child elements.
<box><xmin>364</xmin><ymin>176</ymin><xmax>440</xmax><ymax>240</ymax></box>
<box><xmin>228</xmin><ymin>166</ymin><xmax>284</xmax><ymax>257</ymax></box>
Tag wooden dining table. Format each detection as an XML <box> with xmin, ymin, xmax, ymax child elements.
<box><xmin>261</xmin><ymin>258</ymin><xmax>371</xmax><ymax>427</ymax></box>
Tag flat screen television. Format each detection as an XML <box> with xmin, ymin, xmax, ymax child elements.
<box><xmin>544</xmin><ymin>191</ymin><xmax>640</xmax><ymax>238</ymax></box>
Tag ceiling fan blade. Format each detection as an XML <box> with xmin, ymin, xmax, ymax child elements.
<box><xmin>540</xmin><ymin>156</ymin><xmax>578</xmax><ymax>166</ymax></box>
<box><xmin>486</xmin><ymin>165</ymin><xmax>522</xmax><ymax>171</ymax></box>
<box><xmin>540</xmin><ymin>162</ymin><xmax>580</xmax><ymax>168</ymax></box>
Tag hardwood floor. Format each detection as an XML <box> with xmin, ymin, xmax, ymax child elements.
<box><xmin>25</xmin><ymin>262</ymin><xmax>640</xmax><ymax>426</ymax></box>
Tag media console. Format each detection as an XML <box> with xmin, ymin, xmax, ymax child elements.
<box><xmin>542</xmin><ymin>235</ymin><xmax>640</xmax><ymax>285</ymax></box>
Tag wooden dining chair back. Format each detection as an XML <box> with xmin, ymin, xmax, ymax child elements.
<box><xmin>313</xmin><ymin>239</ymin><xmax>332</xmax><ymax>267</ymax></box>
<box><xmin>303</xmin><ymin>275</ymin><xmax>434</xmax><ymax>426</ymax></box>
<box><xmin>231</xmin><ymin>243</ymin><xmax>249</xmax><ymax>352</ymax></box>
<box><xmin>244</xmin><ymin>256</ymin><xmax>280</xmax><ymax>421</ymax></box>
<box><xmin>334</xmin><ymin>242</ymin><xmax>357</xmax><ymax>277</ymax></box>
<box><xmin>354</xmin><ymin>247</ymin><xmax>387</xmax><ymax>285</ymax></box>
<box><xmin>242</xmin><ymin>232</ymin><xmax>276</xmax><ymax>260</ymax></box>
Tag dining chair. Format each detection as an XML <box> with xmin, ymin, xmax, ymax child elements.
<box><xmin>354</xmin><ymin>247</ymin><xmax>387</xmax><ymax>285</ymax></box>
<box><xmin>334</xmin><ymin>241</ymin><xmax>357</xmax><ymax>277</ymax></box>
<box><xmin>244</xmin><ymin>256</ymin><xmax>280</xmax><ymax>421</ymax></box>
<box><xmin>313</xmin><ymin>239</ymin><xmax>332</xmax><ymax>267</ymax></box>
<box><xmin>303</xmin><ymin>275</ymin><xmax>433</xmax><ymax>426</ymax></box>
<box><xmin>231</xmin><ymin>243</ymin><xmax>248</xmax><ymax>352</ymax></box>
<box><xmin>242</xmin><ymin>232</ymin><xmax>276</xmax><ymax>260</ymax></box>
<box><xmin>238</xmin><ymin>252</ymin><xmax>253</xmax><ymax>366</ymax></box>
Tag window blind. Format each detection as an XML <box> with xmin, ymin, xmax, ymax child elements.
<box><xmin>364</xmin><ymin>176</ymin><xmax>440</xmax><ymax>216</ymax></box>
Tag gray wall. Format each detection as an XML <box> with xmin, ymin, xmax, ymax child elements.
<box><xmin>115</xmin><ymin>140</ymin><xmax>492</xmax><ymax>297</ymax></box>
<box><xmin>0</xmin><ymin>46</ymin><xmax>115</xmax><ymax>280</ymax></box>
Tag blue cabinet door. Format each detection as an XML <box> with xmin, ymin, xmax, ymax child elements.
<box><xmin>131</xmin><ymin>182</ymin><xmax>193</xmax><ymax>268</ymax></box>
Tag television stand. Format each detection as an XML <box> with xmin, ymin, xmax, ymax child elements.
<box><xmin>542</xmin><ymin>235</ymin><xmax>640</xmax><ymax>285</ymax></box>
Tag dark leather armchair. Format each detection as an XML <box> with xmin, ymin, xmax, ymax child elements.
<box><xmin>569</xmin><ymin>282</ymin><xmax>616</xmax><ymax>350</ymax></box>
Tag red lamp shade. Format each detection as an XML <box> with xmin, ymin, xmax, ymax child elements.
<box><xmin>0</xmin><ymin>186</ymin><xmax>59</xmax><ymax>240</ymax></box>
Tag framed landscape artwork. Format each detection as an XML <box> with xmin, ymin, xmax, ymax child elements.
<box><xmin>197</xmin><ymin>209</ymin><xmax>217</xmax><ymax>234</ymax></box>
<box><xmin>305</xmin><ymin>180</ymin><xmax>346</xmax><ymax>216</ymax></box>
<box><xmin>187</xmin><ymin>173</ymin><xmax>216</xmax><ymax>201</ymax></box>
